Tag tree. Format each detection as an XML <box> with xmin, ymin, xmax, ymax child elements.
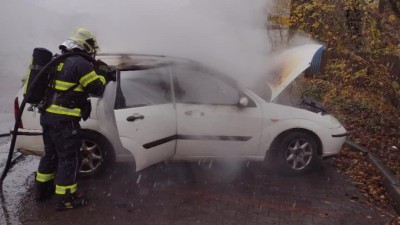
<box><xmin>388</xmin><ymin>0</ymin><xmax>400</xmax><ymax>18</ymax></box>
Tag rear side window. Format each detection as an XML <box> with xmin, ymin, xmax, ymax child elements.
<box><xmin>115</xmin><ymin>68</ymin><xmax>172</xmax><ymax>109</ymax></box>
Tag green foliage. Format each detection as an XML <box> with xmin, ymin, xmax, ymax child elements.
<box><xmin>302</xmin><ymin>79</ymin><xmax>333</xmax><ymax>102</ymax></box>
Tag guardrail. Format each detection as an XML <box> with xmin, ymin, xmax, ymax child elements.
<box><xmin>345</xmin><ymin>140</ymin><xmax>400</xmax><ymax>215</ymax></box>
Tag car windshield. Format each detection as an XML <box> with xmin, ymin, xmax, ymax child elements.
<box><xmin>257</xmin><ymin>60</ymin><xmax>306</xmax><ymax>106</ymax></box>
<box><xmin>273</xmin><ymin>78</ymin><xmax>305</xmax><ymax>106</ymax></box>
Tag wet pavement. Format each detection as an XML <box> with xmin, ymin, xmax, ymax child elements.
<box><xmin>0</xmin><ymin>136</ymin><xmax>396</xmax><ymax>225</ymax></box>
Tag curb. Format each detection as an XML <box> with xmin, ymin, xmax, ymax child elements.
<box><xmin>345</xmin><ymin>140</ymin><xmax>400</xmax><ymax>215</ymax></box>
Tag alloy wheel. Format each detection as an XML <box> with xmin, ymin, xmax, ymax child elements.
<box><xmin>285</xmin><ymin>138</ymin><xmax>313</xmax><ymax>170</ymax></box>
<box><xmin>80</xmin><ymin>139</ymin><xmax>103</xmax><ymax>175</ymax></box>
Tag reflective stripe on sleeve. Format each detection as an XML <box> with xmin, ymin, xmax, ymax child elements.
<box><xmin>55</xmin><ymin>183</ymin><xmax>78</xmax><ymax>195</ymax></box>
<box><xmin>74</xmin><ymin>84</ymin><xmax>84</xmax><ymax>92</ymax></box>
<box><xmin>36</xmin><ymin>172</ymin><xmax>55</xmax><ymax>182</ymax></box>
<box><xmin>99</xmin><ymin>76</ymin><xmax>106</xmax><ymax>85</ymax></box>
<box><xmin>45</xmin><ymin>104</ymin><xmax>81</xmax><ymax>117</ymax></box>
<box><xmin>79</xmin><ymin>71</ymin><xmax>99</xmax><ymax>87</ymax></box>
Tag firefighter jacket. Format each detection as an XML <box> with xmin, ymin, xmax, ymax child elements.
<box><xmin>44</xmin><ymin>55</ymin><xmax>106</xmax><ymax>119</ymax></box>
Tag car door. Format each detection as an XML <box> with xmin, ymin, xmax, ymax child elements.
<box><xmin>171</xmin><ymin>64</ymin><xmax>263</xmax><ymax>158</ymax></box>
<box><xmin>113</xmin><ymin>67</ymin><xmax>177</xmax><ymax>170</ymax></box>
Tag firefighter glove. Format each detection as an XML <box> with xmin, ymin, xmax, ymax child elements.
<box><xmin>95</xmin><ymin>60</ymin><xmax>116</xmax><ymax>82</ymax></box>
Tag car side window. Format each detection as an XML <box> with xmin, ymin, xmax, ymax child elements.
<box><xmin>115</xmin><ymin>68</ymin><xmax>172</xmax><ymax>109</ymax></box>
<box><xmin>172</xmin><ymin>66</ymin><xmax>240</xmax><ymax>105</ymax></box>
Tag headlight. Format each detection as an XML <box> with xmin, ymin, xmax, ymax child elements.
<box><xmin>323</xmin><ymin>114</ymin><xmax>343</xmax><ymax>128</ymax></box>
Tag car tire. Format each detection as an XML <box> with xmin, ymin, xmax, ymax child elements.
<box><xmin>79</xmin><ymin>130</ymin><xmax>115</xmax><ymax>177</ymax></box>
<box><xmin>272</xmin><ymin>131</ymin><xmax>319</xmax><ymax>175</ymax></box>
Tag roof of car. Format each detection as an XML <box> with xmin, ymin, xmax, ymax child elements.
<box><xmin>97</xmin><ymin>53</ymin><xmax>241</xmax><ymax>90</ymax></box>
<box><xmin>96</xmin><ymin>53</ymin><xmax>193</xmax><ymax>70</ymax></box>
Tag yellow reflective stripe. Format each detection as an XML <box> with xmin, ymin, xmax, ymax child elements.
<box><xmin>57</xmin><ymin>63</ymin><xmax>64</xmax><ymax>71</ymax></box>
<box><xmin>79</xmin><ymin>71</ymin><xmax>98</xmax><ymax>87</ymax></box>
<box><xmin>99</xmin><ymin>76</ymin><xmax>106</xmax><ymax>85</ymax></box>
<box><xmin>74</xmin><ymin>84</ymin><xmax>84</xmax><ymax>92</ymax></box>
<box><xmin>36</xmin><ymin>172</ymin><xmax>55</xmax><ymax>182</ymax></box>
<box><xmin>23</xmin><ymin>80</ymin><xmax>28</xmax><ymax>95</ymax></box>
<box><xmin>55</xmin><ymin>183</ymin><xmax>77</xmax><ymax>195</ymax></box>
<box><xmin>45</xmin><ymin>104</ymin><xmax>81</xmax><ymax>117</ymax></box>
<box><xmin>54</xmin><ymin>80</ymin><xmax>77</xmax><ymax>91</ymax></box>
<box><xmin>54</xmin><ymin>80</ymin><xmax>84</xmax><ymax>92</ymax></box>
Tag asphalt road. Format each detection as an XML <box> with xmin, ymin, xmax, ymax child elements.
<box><xmin>0</xmin><ymin>136</ymin><xmax>396</xmax><ymax>225</ymax></box>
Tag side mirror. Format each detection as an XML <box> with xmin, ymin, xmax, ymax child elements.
<box><xmin>238</xmin><ymin>97</ymin><xmax>249</xmax><ymax>108</ymax></box>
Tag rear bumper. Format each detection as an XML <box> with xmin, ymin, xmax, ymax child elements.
<box><xmin>10</xmin><ymin>128</ymin><xmax>44</xmax><ymax>155</ymax></box>
<box><xmin>10</xmin><ymin>130</ymin><xmax>43</xmax><ymax>136</ymax></box>
<box><xmin>18</xmin><ymin>148</ymin><xmax>43</xmax><ymax>156</ymax></box>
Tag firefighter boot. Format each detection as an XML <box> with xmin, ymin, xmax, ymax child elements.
<box><xmin>34</xmin><ymin>180</ymin><xmax>55</xmax><ymax>201</ymax></box>
<box><xmin>56</xmin><ymin>192</ymin><xmax>88</xmax><ymax>211</ymax></box>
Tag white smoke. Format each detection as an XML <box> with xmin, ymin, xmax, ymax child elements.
<box><xmin>0</xmin><ymin>0</ymin><xmax>274</xmax><ymax>112</ymax></box>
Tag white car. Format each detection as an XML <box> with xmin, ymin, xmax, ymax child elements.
<box><xmin>13</xmin><ymin>44</ymin><xmax>347</xmax><ymax>176</ymax></box>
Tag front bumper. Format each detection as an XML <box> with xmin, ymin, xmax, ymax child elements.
<box><xmin>332</xmin><ymin>133</ymin><xmax>349</xmax><ymax>138</ymax></box>
<box><xmin>321</xmin><ymin>126</ymin><xmax>348</xmax><ymax>157</ymax></box>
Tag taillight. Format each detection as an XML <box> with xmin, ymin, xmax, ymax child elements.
<box><xmin>14</xmin><ymin>97</ymin><xmax>23</xmax><ymax>129</ymax></box>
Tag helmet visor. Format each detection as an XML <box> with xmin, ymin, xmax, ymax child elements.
<box><xmin>59</xmin><ymin>39</ymin><xmax>84</xmax><ymax>51</ymax></box>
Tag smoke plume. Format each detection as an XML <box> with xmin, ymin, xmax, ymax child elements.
<box><xmin>0</xmin><ymin>0</ymin><xmax>274</xmax><ymax>112</ymax></box>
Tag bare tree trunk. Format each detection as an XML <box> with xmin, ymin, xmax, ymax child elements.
<box><xmin>379</xmin><ymin>0</ymin><xmax>386</xmax><ymax>13</ymax></box>
<box><xmin>288</xmin><ymin>0</ymin><xmax>308</xmax><ymax>40</ymax></box>
<box><xmin>388</xmin><ymin>0</ymin><xmax>400</xmax><ymax>19</ymax></box>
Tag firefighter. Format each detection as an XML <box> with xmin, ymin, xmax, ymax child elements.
<box><xmin>34</xmin><ymin>28</ymin><xmax>113</xmax><ymax>211</ymax></box>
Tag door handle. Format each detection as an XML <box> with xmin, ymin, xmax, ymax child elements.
<box><xmin>126</xmin><ymin>114</ymin><xmax>144</xmax><ymax>122</ymax></box>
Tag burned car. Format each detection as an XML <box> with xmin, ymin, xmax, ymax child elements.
<box><xmin>13</xmin><ymin>44</ymin><xmax>347</xmax><ymax>176</ymax></box>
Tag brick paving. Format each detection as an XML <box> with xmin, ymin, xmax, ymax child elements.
<box><xmin>15</xmin><ymin>159</ymin><xmax>396</xmax><ymax>225</ymax></box>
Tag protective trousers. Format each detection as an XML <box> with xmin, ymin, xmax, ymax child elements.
<box><xmin>36</xmin><ymin>120</ymin><xmax>81</xmax><ymax>198</ymax></box>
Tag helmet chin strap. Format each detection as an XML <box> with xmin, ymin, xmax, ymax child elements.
<box><xmin>70</xmin><ymin>48</ymin><xmax>94</xmax><ymax>56</ymax></box>
<box><xmin>90</xmin><ymin>50</ymin><xmax>97</xmax><ymax>58</ymax></box>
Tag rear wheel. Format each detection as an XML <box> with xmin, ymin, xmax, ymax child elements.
<box><xmin>273</xmin><ymin>131</ymin><xmax>319</xmax><ymax>175</ymax></box>
<box><xmin>79</xmin><ymin>131</ymin><xmax>114</xmax><ymax>177</ymax></box>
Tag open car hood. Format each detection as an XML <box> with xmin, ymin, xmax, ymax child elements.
<box><xmin>267</xmin><ymin>44</ymin><xmax>324</xmax><ymax>102</ymax></box>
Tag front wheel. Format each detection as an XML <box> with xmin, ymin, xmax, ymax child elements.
<box><xmin>79</xmin><ymin>131</ymin><xmax>114</xmax><ymax>177</ymax></box>
<box><xmin>273</xmin><ymin>131</ymin><xmax>319</xmax><ymax>175</ymax></box>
